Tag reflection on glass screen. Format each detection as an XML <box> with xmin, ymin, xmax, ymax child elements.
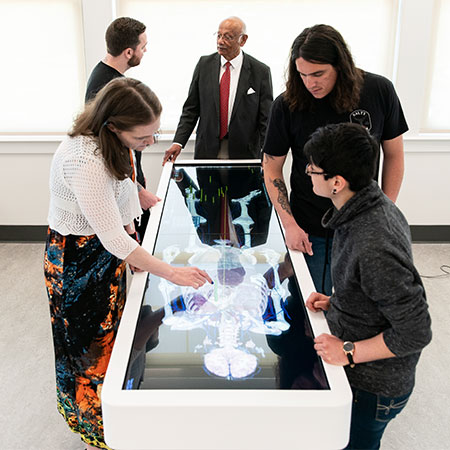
<box><xmin>123</xmin><ymin>165</ymin><xmax>329</xmax><ymax>390</ymax></box>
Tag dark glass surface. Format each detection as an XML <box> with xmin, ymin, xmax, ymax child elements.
<box><xmin>123</xmin><ymin>164</ymin><xmax>329</xmax><ymax>390</ymax></box>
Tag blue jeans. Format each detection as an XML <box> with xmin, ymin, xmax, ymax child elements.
<box><xmin>345</xmin><ymin>388</ymin><xmax>411</xmax><ymax>449</ymax></box>
<box><xmin>304</xmin><ymin>234</ymin><xmax>333</xmax><ymax>295</ymax></box>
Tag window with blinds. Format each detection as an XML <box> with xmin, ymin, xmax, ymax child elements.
<box><xmin>0</xmin><ymin>0</ymin><xmax>85</xmax><ymax>134</ymax></box>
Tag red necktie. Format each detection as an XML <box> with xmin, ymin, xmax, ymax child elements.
<box><xmin>220</xmin><ymin>192</ymin><xmax>230</xmax><ymax>241</ymax></box>
<box><xmin>219</xmin><ymin>62</ymin><xmax>231</xmax><ymax>140</ymax></box>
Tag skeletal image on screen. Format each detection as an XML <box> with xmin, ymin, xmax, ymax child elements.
<box><xmin>122</xmin><ymin>164</ymin><xmax>329</xmax><ymax>391</ymax></box>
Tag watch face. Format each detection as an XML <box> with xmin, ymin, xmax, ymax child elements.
<box><xmin>343</xmin><ymin>341</ymin><xmax>354</xmax><ymax>352</ymax></box>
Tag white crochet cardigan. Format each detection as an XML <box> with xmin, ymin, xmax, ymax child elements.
<box><xmin>48</xmin><ymin>135</ymin><xmax>141</xmax><ymax>260</ymax></box>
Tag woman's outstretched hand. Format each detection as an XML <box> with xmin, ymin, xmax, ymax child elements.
<box><xmin>170</xmin><ymin>266</ymin><xmax>213</xmax><ymax>289</ymax></box>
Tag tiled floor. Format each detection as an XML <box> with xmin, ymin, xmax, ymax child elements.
<box><xmin>1</xmin><ymin>243</ymin><xmax>449</xmax><ymax>450</ymax></box>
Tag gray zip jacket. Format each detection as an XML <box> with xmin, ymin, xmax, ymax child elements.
<box><xmin>323</xmin><ymin>181</ymin><xmax>432</xmax><ymax>397</ymax></box>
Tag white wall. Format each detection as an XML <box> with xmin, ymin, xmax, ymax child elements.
<box><xmin>0</xmin><ymin>138</ymin><xmax>448</xmax><ymax>226</ymax></box>
<box><xmin>0</xmin><ymin>0</ymin><xmax>449</xmax><ymax>228</ymax></box>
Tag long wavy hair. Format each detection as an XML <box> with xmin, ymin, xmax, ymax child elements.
<box><xmin>70</xmin><ymin>78</ymin><xmax>162</xmax><ymax>180</ymax></box>
<box><xmin>284</xmin><ymin>24</ymin><xmax>364</xmax><ymax>113</ymax></box>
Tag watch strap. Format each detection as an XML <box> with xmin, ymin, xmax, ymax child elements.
<box><xmin>346</xmin><ymin>352</ymin><xmax>355</xmax><ymax>368</ymax></box>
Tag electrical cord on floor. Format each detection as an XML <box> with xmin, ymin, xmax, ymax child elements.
<box><xmin>420</xmin><ymin>264</ymin><xmax>450</xmax><ymax>279</ymax></box>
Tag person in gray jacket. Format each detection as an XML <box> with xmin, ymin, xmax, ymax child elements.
<box><xmin>304</xmin><ymin>123</ymin><xmax>432</xmax><ymax>450</ymax></box>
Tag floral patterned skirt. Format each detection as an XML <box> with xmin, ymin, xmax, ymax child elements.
<box><xmin>44</xmin><ymin>228</ymin><xmax>126</xmax><ymax>449</ymax></box>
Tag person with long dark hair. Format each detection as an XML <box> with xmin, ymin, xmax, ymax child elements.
<box><xmin>44</xmin><ymin>77</ymin><xmax>211</xmax><ymax>449</ymax></box>
<box><xmin>263</xmin><ymin>24</ymin><xmax>407</xmax><ymax>295</ymax></box>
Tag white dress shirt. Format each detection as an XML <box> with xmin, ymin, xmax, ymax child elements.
<box><xmin>220</xmin><ymin>51</ymin><xmax>243</xmax><ymax>127</ymax></box>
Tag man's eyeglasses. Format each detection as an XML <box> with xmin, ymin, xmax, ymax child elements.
<box><xmin>305</xmin><ymin>163</ymin><xmax>328</xmax><ymax>177</ymax></box>
<box><xmin>214</xmin><ymin>32</ymin><xmax>243</xmax><ymax>42</ymax></box>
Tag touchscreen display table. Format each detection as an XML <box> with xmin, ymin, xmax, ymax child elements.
<box><xmin>103</xmin><ymin>161</ymin><xmax>351</xmax><ymax>450</ymax></box>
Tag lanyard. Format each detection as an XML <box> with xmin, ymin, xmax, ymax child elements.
<box><xmin>129</xmin><ymin>148</ymin><xmax>136</xmax><ymax>182</ymax></box>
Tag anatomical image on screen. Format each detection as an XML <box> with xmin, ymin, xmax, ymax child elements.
<box><xmin>122</xmin><ymin>164</ymin><xmax>329</xmax><ymax>391</ymax></box>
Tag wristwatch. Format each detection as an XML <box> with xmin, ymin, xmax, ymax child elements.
<box><xmin>343</xmin><ymin>341</ymin><xmax>356</xmax><ymax>368</ymax></box>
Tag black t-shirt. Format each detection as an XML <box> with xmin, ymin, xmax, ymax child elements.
<box><xmin>85</xmin><ymin>61</ymin><xmax>123</xmax><ymax>102</ymax></box>
<box><xmin>263</xmin><ymin>72</ymin><xmax>408</xmax><ymax>237</ymax></box>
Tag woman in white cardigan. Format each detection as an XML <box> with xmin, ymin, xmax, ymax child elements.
<box><xmin>44</xmin><ymin>78</ymin><xmax>211</xmax><ymax>450</ymax></box>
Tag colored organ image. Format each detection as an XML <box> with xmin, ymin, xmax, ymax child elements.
<box><xmin>161</xmin><ymin>244</ymin><xmax>291</xmax><ymax>379</ymax></box>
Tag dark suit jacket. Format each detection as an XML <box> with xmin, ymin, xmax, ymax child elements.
<box><xmin>173</xmin><ymin>52</ymin><xmax>273</xmax><ymax>159</ymax></box>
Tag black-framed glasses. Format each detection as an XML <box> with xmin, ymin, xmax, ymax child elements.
<box><xmin>152</xmin><ymin>129</ymin><xmax>161</xmax><ymax>144</ymax></box>
<box><xmin>305</xmin><ymin>163</ymin><xmax>328</xmax><ymax>177</ymax></box>
<box><xmin>213</xmin><ymin>32</ymin><xmax>243</xmax><ymax>42</ymax></box>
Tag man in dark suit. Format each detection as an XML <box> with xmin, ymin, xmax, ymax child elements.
<box><xmin>163</xmin><ymin>17</ymin><xmax>273</xmax><ymax>162</ymax></box>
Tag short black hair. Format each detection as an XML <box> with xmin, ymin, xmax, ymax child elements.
<box><xmin>105</xmin><ymin>17</ymin><xmax>146</xmax><ymax>57</ymax></box>
<box><xmin>303</xmin><ymin>123</ymin><xmax>379</xmax><ymax>192</ymax></box>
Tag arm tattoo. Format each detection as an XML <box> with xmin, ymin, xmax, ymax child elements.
<box><xmin>272</xmin><ymin>178</ymin><xmax>293</xmax><ymax>216</ymax></box>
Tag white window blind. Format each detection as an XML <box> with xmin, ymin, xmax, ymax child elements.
<box><xmin>0</xmin><ymin>0</ymin><xmax>85</xmax><ymax>134</ymax></box>
<box><xmin>118</xmin><ymin>0</ymin><xmax>397</xmax><ymax>131</ymax></box>
<box><xmin>423</xmin><ymin>0</ymin><xmax>450</xmax><ymax>132</ymax></box>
